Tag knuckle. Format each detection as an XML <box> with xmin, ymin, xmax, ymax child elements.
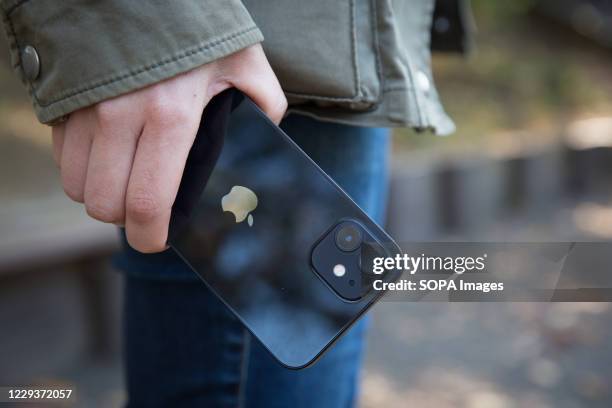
<box><xmin>94</xmin><ymin>101</ymin><xmax>123</xmax><ymax>127</ymax></box>
<box><xmin>84</xmin><ymin>192</ymin><xmax>123</xmax><ymax>223</ymax></box>
<box><xmin>126</xmin><ymin>190</ymin><xmax>163</xmax><ymax>224</ymax></box>
<box><xmin>147</xmin><ymin>98</ymin><xmax>191</xmax><ymax>127</ymax></box>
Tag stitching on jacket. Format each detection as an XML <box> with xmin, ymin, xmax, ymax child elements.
<box><xmin>34</xmin><ymin>26</ymin><xmax>260</xmax><ymax>107</ymax></box>
<box><xmin>370</xmin><ymin>0</ymin><xmax>384</xmax><ymax>102</ymax></box>
<box><xmin>285</xmin><ymin>91</ymin><xmax>360</xmax><ymax>103</ymax></box>
<box><xmin>349</xmin><ymin>0</ymin><xmax>361</xmax><ymax>99</ymax></box>
<box><xmin>392</xmin><ymin>0</ymin><xmax>427</xmax><ymax>127</ymax></box>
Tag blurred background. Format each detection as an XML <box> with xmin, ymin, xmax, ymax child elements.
<box><xmin>1</xmin><ymin>0</ymin><xmax>612</xmax><ymax>406</ymax></box>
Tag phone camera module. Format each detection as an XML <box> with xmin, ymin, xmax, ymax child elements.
<box><xmin>333</xmin><ymin>264</ymin><xmax>346</xmax><ymax>277</ymax></box>
<box><xmin>335</xmin><ymin>223</ymin><xmax>363</xmax><ymax>252</ymax></box>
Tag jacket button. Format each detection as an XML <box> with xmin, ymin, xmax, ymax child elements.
<box><xmin>415</xmin><ymin>70</ymin><xmax>430</xmax><ymax>94</ymax></box>
<box><xmin>22</xmin><ymin>45</ymin><xmax>40</xmax><ymax>81</ymax></box>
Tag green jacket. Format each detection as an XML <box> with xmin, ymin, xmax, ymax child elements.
<box><xmin>1</xmin><ymin>0</ymin><xmax>454</xmax><ymax>134</ymax></box>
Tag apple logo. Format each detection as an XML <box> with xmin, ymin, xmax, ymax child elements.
<box><xmin>221</xmin><ymin>185</ymin><xmax>258</xmax><ymax>227</ymax></box>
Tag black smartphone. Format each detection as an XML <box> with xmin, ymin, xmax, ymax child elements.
<box><xmin>168</xmin><ymin>89</ymin><xmax>401</xmax><ymax>369</ymax></box>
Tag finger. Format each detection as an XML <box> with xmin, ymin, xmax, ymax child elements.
<box><xmin>60</xmin><ymin>111</ymin><xmax>94</xmax><ymax>202</ymax></box>
<box><xmin>229</xmin><ymin>46</ymin><xmax>287</xmax><ymax>124</ymax></box>
<box><xmin>84</xmin><ymin>107</ymin><xmax>142</xmax><ymax>225</ymax></box>
<box><xmin>125</xmin><ymin>107</ymin><xmax>201</xmax><ymax>253</ymax></box>
<box><xmin>51</xmin><ymin>123</ymin><xmax>66</xmax><ymax>167</ymax></box>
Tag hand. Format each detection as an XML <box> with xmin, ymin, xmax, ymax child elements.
<box><xmin>51</xmin><ymin>44</ymin><xmax>287</xmax><ymax>253</ymax></box>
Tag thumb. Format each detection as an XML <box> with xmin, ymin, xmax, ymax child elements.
<box><xmin>217</xmin><ymin>44</ymin><xmax>288</xmax><ymax>125</ymax></box>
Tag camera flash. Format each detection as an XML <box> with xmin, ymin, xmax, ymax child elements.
<box><xmin>333</xmin><ymin>264</ymin><xmax>346</xmax><ymax>277</ymax></box>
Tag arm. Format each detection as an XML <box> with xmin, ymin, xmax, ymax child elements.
<box><xmin>2</xmin><ymin>0</ymin><xmax>287</xmax><ymax>252</ymax></box>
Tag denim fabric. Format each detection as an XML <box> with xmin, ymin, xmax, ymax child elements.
<box><xmin>120</xmin><ymin>114</ymin><xmax>390</xmax><ymax>408</ymax></box>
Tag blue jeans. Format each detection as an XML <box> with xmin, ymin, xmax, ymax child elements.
<box><xmin>117</xmin><ymin>114</ymin><xmax>390</xmax><ymax>408</ymax></box>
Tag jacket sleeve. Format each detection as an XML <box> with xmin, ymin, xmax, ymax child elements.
<box><xmin>1</xmin><ymin>0</ymin><xmax>263</xmax><ymax>124</ymax></box>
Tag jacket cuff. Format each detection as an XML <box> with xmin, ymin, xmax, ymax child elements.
<box><xmin>1</xmin><ymin>0</ymin><xmax>263</xmax><ymax>124</ymax></box>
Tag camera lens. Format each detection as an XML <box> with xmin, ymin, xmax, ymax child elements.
<box><xmin>335</xmin><ymin>223</ymin><xmax>363</xmax><ymax>252</ymax></box>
